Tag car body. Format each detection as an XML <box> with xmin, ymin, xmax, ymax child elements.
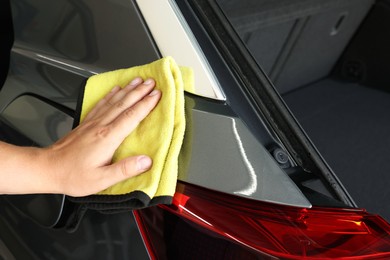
<box><xmin>1</xmin><ymin>0</ymin><xmax>390</xmax><ymax>259</ymax></box>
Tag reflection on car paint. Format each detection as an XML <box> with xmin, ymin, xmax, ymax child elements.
<box><xmin>179</xmin><ymin>103</ymin><xmax>311</xmax><ymax>208</ymax></box>
<box><xmin>231</xmin><ymin>118</ymin><xmax>257</xmax><ymax>196</ymax></box>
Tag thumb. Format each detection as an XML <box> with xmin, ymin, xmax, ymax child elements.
<box><xmin>101</xmin><ymin>155</ymin><xmax>152</xmax><ymax>187</ymax></box>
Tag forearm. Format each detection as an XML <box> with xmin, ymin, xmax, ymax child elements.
<box><xmin>0</xmin><ymin>142</ymin><xmax>56</xmax><ymax>194</ymax></box>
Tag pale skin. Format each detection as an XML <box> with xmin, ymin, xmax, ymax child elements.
<box><xmin>0</xmin><ymin>77</ymin><xmax>161</xmax><ymax>197</ymax></box>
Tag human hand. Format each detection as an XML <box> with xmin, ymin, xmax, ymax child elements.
<box><xmin>41</xmin><ymin>77</ymin><xmax>161</xmax><ymax>196</ymax></box>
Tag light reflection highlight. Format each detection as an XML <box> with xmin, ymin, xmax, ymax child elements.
<box><xmin>231</xmin><ymin>119</ymin><xmax>258</xmax><ymax>196</ymax></box>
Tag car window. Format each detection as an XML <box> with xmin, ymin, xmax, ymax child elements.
<box><xmin>216</xmin><ymin>0</ymin><xmax>373</xmax><ymax>94</ymax></box>
<box><xmin>215</xmin><ymin>0</ymin><xmax>390</xmax><ymax>221</ymax></box>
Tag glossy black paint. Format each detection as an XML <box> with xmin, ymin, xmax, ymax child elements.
<box><xmin>0</xmin><ymin>200</ymin><xmax>149</xmax><ymax>260</ymax></box>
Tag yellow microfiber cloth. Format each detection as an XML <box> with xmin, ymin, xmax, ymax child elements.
<box><xmin>69</xmin><ymin>57</ymin><xmax>193</xmax><ymax>212</ymax></box>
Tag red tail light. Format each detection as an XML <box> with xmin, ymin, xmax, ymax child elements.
<box><xmin>135</xmin><ymin>182</ymin><xmax>390</xmax><ymax>259</ymax></box>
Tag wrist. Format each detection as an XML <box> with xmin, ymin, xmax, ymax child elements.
<box><xmin>35</xmin><ymin>146</ymin><xmax>64</xmax><ymax>194</ymax></box>
<box><xmin>19</xmin><ymin>146</ymin><xmax>60</xmax><ymax>194</ymax></box>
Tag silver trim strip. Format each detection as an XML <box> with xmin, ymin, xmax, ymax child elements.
<box><xmin>136</xmin><ymin>0</ymin><xmax>226</xmax><ymax>100</ymax></box>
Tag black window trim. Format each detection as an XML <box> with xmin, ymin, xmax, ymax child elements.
<box><xmin>184</xmin><ymin>0</ymin><xmax>356</xmax><ymax>208</ymax></box>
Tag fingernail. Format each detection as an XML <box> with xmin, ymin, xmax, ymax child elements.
<box><xmin>130</xmin><ymin>77</ymin><xmax>142</xmax><ymax>86</ymax></box>
<box><xmin>144</xmin><ymin>78</ymin><xmax>154</xmax><ymax>85</ymax></box>
<box><xmin>137</xmin><ymin>156</ymin><xmax>152</xmax><ymax>171</ymax></box>
<box><xmin>148</xmin><ymin>89</ymin><xmax>160</xmax><ymax>96</ymax></box>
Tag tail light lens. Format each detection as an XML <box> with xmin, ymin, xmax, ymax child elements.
<box><xmin>135</xmin><ymin>182</ymin><xmax>390</xmax><ymax>259</ymax></box>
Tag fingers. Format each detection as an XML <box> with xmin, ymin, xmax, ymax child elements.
<box><xmin>110</xmin><ymin>88</ymin><xmax>161</xmax><ymax>140</ymax></box>
<box><xmin>84</xmin><ymin>85</ymin><xmax>121</xmax><ymax>121</ymax></box>
<box><xmin>88</xmin><ymin>78</ymin><xmax>156</xmax><ymax>125</ymax></box>
<box><xmin>101</xmin><ymin>79</ymin><xmax>157</xmax><ymax>125</ymax></box>
<box><xmin>94</xmin><ymin>155</ymin><xmax>153</xmax><ymax>194</ymax></box>
<box><xmin>106</xmin><ymin>77</ymin><xmax>143</xmax><ymax>107</ymax></box>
